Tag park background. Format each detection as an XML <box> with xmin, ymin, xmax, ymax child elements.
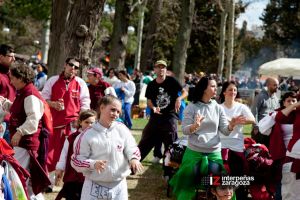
<box><xmin>1</xmin><ymin>0</ymin><xmax>300</xmax><ymax>83</ymax></box>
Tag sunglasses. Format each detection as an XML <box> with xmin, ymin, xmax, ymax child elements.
<box><xmin>68</xmin><ymin>62</ymin><xmax>79</xmax><ymax>69</ymax></box>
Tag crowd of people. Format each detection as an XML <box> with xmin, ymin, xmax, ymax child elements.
<box><xmin>0</xmin><ymin>44</ymin><xmax>142</xmax><ymax>200</ymax></box>
<box><xmin>0</xmin><ymin>42</ymin><xmax>300</xmax><ymax>200</ymax></box>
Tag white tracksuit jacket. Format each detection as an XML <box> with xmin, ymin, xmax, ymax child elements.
<box><xmin>71</xmin><ymin>121</ymin><xmax>141</xmax><ymax>186</ymax></box>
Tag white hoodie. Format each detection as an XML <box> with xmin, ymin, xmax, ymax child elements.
<box><xmin>71</xmin><ymin>121</ymin><xmax>140</xmax><ymax>186</ymax></box>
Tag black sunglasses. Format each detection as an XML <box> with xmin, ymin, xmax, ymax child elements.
<box><xmin>68</xmin><ymin>62</ymin><xmax>79</xmax><ymax>69</ymax></box>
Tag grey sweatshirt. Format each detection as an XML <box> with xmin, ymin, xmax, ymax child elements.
<box><xmin>182</xmin><ymin>100</ymin><xmax>231</xmax><ymax>153</ymax></box>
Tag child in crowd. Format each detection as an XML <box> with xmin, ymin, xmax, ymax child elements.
<box><xmin>251</xmin><ymin>125</ymin><xmax>262</xmax><ymax>144</ymax></box>
<box><xmin>244</xmin><ymin>138</ymin><xmax>274</xmax><ymax>200</ymax></box>
<box><xmin>71</xmin><ymin>95</ymin><xmax>143</xmax><ymax>200</ymax></box>
<box><xmin>55</xmin><ymin>110</ymin><xmax>97</xmax><ymax>200</ymax></box>
<box><xmin>210</xmin><ymin>185</ymin><xmax>235</xmax><ymax>200</ymax></box>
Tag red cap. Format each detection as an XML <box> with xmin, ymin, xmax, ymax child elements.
<box><xmin>87</xmin><ymin>67</ymin><xmax>103</xmax><ymax>77</ymax></box>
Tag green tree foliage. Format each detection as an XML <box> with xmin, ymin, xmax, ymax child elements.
<box><xmin>186</xmin><ymin>1</ymin><xmax>221</xmax><ymax>74</ymax></box>
<box><xmin>261</xmin><ymin>0</ymin><xmax>300</xmax><ymax>57</ymax></box>
<box><xmin>153</xmin><ymin>1</ymin><xmax>180</xmax><ymax>63</ymax></box>
<box><xmin>236</xmin><ymin>27</ymin><xmax>276</xmax><ymax>76</ymax></box>
<box><xmin>8</xmin><ymin>0</ymin><xmax>51</xmax><ymax>20</ymax></box>
<box><xmin>0</xmin><ymin>0</ymin><xmax>50</xmax><ymax>31</ymax></box>
<box><xmin>140</xmin><ymin>0</ymin><xmax>221</xmax><ymax>73</ymax></box>
<box><xmin>0</xmin><ymin>0</ymin><xmax>50</xmax><ymax>54</ymax></box>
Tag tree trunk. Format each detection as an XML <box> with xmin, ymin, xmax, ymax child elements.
<box><xmin>41</xmin><ymin>20</ymin><xmax>50</xmax><ymax>64</ymax></box>
<box><xmin>172</xmin><ymin>0</ymin><xmax>195</xmax><ymax>84</ymax></box>
<box><xmin>47</xmin><ymin>0</ymin><xmax>70</xmax><ymax>76</ymax></box>
<box><xmin>48</xmin><ymin>0</ymin><xmax>105</xmax><ymax>76</ymax></box>
<box><xmin>140</xmin><ymin>0</ymin><xmax>163</xmax><ymax>72</ymax></box>
<box><xmin>109</xmin><ymin>0</ymin><xmax>131</xmax><ymax>71</ymax></box>
<box><xmin>134</xmin><ymin>0</ymin><xmax>148</xmax><ymax>71</ymax></box>
<box><xmin>225</xmin><ymin>0</ymin><xmax>235</xmax><ymax>80</ymax></box>
<box><xmin>217</xmin><ymin>0</ymin><xmax>228</xmax><ymax>80</ymax></box>
<box><xmin>64</xmin><ymin>0</ymin><xmax>105</xmax><ymax>73</ymax></box>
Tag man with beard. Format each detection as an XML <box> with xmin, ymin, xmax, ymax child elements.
<box><xmin>42</xmin><ymin>57</ymin><xmax>90</xmax><ymax>173</ymax></box>
<box><xmin>251</xmin><ymin>77</ymin><xmax>280</xmax><ymax>147</ymax></box>
<box><xmin>0</xmin><ymin>44</ymin><xmax>16</xmax><ymax>143</ymax></box>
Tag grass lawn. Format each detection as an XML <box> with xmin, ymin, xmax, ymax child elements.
<box><xmin>132</xmin><ymin>118</ymin><xmax>253</xmax><ymax>137</ymax></box>
<box><xmin>131</xmin><ymin>118</ymin><xmax>149</xmax><ymax>130</ymax></box>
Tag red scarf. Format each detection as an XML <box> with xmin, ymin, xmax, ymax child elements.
<box><xmin>269</xmin><ymin>110</ymin><xmax>294</xmax><ymax>161</ymax></box>
<box><xmin>287</xmin><ymin>109</ymin><xmax>300</xmax><ymax>174</ymax></box>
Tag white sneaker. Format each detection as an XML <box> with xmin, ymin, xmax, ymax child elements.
<box><xmin>151</xmin><ymin>157</ymin><xmax>162</xmax><ymax>164</ymax></box>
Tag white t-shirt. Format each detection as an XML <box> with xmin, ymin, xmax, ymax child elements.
<box><xmin>281</xmin><ymin>124</ymin><xmax>293</xmax><ymax>148</ymax></box>
<box><xmin>287</xmin><ymin>139</ymin><xmax>300</xmax><ymax>159</ymax></box>
<box><xmin>220</xmin><ymin>102</ymin><xmax>254</xmax><ymax>152</ymax></box>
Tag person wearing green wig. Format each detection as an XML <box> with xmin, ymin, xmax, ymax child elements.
<box><xmin>169</xmin><ymin>76</ymin><xmax>244</xmax><ymax>200</ymax></box>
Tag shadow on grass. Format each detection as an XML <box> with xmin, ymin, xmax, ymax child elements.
<box><xmin>127</xmin><ymin>161</ymin><xmax>175</xmax><ymax>200</ymax></box>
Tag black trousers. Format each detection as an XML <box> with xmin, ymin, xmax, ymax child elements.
<box><xmin>138</xmin><ymin>116</ymin><xmax>178</xmax><ymax>176</ymax></box>
<box><xmin>55</xmin><ymin>182</ymin><xmax>83</xmax><ymax>200</ymax></box>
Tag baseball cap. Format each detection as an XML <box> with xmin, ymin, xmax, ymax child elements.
<box><xmin>87</xmin><ymin>67</ymin><xmax>103</xmax><ymax>77</ymax></box>
<box><xmin>155</xmin><ymin>60</ymin><xmax>168</xmax><ymax>68</ymax></box>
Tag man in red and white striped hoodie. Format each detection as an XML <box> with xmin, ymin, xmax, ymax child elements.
<box><xmin>42</xmin><ymin>57</ymin><xmax>90</xmax><ymax>173</ymax></box>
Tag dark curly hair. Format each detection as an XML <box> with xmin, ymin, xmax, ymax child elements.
<box><xmin>10</xmin><ymin>63</ymin><xmax>35</xmax><ymax>84</ymax></box>
<box><xmin>191</xmin><ymin>76</ymin><xmax>215</xmax><ymax>103</ymax></box>
<box><xmin>280</xmin><ymin>91</ymin><xmax>297</xmax><ymax>108</ymax></box>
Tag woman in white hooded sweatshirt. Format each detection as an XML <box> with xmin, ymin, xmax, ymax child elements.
<box><xmin>71</xmin><ymin>95</ymin><xmax>143</xmax><ymax>200</ymax></box>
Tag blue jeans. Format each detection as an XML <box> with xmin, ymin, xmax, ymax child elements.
<box><xmin>123</xmin><ymin>103</ymin><xmax>132</xmax><ymax>129</ymax></box>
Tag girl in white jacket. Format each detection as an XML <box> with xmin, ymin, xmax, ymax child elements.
<box><xmin>71</xmin><ymin>95</ymin><xmax>143</xmax><ymax>200</ymax></box>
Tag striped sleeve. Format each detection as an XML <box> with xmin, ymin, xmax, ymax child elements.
<box><xmin>71</xmin><ymin>130</ymin><xmax>95</xmax><ymax>172</ymax></box>
<box><xmin>122</xmin><ymin>125</ymin><xmax>141</xmax><ymax>161</ymax></box>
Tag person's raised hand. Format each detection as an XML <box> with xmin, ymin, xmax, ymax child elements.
<box><xmin>195</xmin><ymin>113</ymin><xmax>205</xmax><ymax>127</ymax></box>
<box><xmin>229</xmin><ymin>115</ymin><xmax>246</xmax><ymax>130</ymax></box>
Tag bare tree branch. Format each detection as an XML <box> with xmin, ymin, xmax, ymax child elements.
<box><xmin>130</xmin><ymin>0</ymin><xmax>144</xmax><ymax>13</ymax></box>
